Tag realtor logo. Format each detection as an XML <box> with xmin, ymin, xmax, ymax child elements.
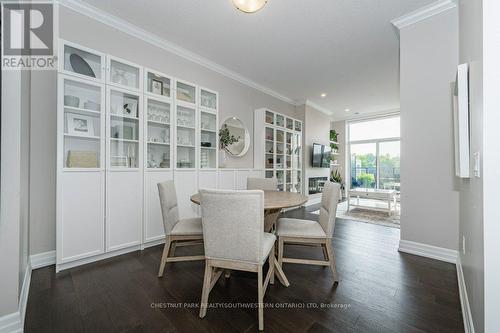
<box><xmin>2</xmin><ymin>1</ymin><xmax>56</xmax><ymax>69</ymax></box>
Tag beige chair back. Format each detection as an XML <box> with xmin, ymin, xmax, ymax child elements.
<box><xmin>318</xmin><ymin>181</ymin><xmax>341</xmax><ymax>237</ymax></box>
<box><xmin>247</xmin><ymin>177</ymin><xmax>278</xmax><ymax>191</ymax></box>
<box><xmin>200</xmin><ymin>189</ymin><xmax>264</xmax><ymax>263</ymax></box>
<box><xmin>157</xmin><ymin>180</ymin><xmax>179</xmax><ymax>235</ymax></box>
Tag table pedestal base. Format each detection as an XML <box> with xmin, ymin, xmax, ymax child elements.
<box><xmin>265</xmin><ymin>208</ymin><xmax>290</xmax><ymax>287</ymax></box>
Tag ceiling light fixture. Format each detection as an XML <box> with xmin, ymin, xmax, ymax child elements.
<box><xmin>345</xmin><ymin>108</ymin><xmax>350</xmax><ymax>112</ymax></box>
<box><xmin>321</xmin><ymin>93</ymin><xmax>327</xmax><ymax>98</ymax></box>
<box><xmin>233</xmin><ymin>0</ymin><xmax>268</xmax><ymax>13</ymax></box>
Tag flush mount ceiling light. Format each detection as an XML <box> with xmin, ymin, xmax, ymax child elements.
<box><xmin>321</xmin><ymin>93</ymin><xmax>327</xmax><ymax>98</ymax></box>
<box><xmin>233</xmin><ymin>0</ymin><xmax>268</xmax><ymax>13</ymax></box>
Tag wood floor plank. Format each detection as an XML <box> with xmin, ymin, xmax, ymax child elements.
<box><xmin>25</xmin><ymin>205</ymin><xmax>464</xmax><ymax>333</ymax></box>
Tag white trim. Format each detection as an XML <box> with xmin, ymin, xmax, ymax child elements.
<box><xmin>0</xmin><ymin>261</ymin><xmax>32</xmax><ymax>333</ymax></box>
<box><xmin>398</xmin><ymin>240</ymin><xmax>458</xmax><ymax>264</ymax></box>
<box><xmin>30</xmin><ymin>250</ymin><xmax>56</xmax><ymax>269</ymax></box>
<box><xmin>56</xmin><ymin>0</ymin><xmax>296</xmax><ymax>105</ymax></box>
<box><xmin>391</xmin><ymin>0</ymin><xmax>457</xmax><ymax>32</ymax></box>
<box><xmin>457</xmin><ymin>256</ymin><xmax>476</xmax><ymax>333</ymax></box>
<box><xmin>304</xmin><ymin>100</ymin><xmax>333</xmax><ymax>116</ymax></box>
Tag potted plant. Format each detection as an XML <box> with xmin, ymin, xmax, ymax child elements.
<box><xmin>330</xmin><ymin>130</ymin><xmax>339</xmax><ymax>152</ymax></box>
<box><xmin>218</xmin><ymin>124</ymin><xmax>240</xmax><ymax>167</ymax></box>
<box><xmin>330</xmin><ymin>169</ymin><xmax>344</xmax><ymax>199</ymax></box>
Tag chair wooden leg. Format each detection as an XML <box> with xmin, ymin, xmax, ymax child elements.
<box><xmin>199</xmin><ymin>261</ymin><xmax>213</xmax><ymax>318</ymax></box>
<box><xmin>278</xmin><ymin>237</ymin><xmax>284</xmax><ymax>267</ymax></box>
<box><xmin>224</xmin><ymin>270</ymin><xmax>231</xmax><ymax>279</ymax></box>
<box><xmin>158</xmin><ymin>237</ymin><xmax>172</xmax><ymax>277</ymax></box>
<box><xmin>322</xmin><ymin>243</ymin><xmax>329</xmax><ymax>261</ymax></box>
<box><xmin>257</xmin><ymin>265</ymin><xmax>264</xmax><ymax>331</ymax></box>
<box><xmin>269</xmin><ymin>246</ymin><xmax>275</xmax><ymax>285</ymax></box>
<box><xmin>170</xmin><ymin>242</ymin><xmax>177</xmax><ymax>257</ymax></box>
<box><xmin>326</xmin><ymin>241</ymin><xmax>339</xmax><ymax>283</ymax></box>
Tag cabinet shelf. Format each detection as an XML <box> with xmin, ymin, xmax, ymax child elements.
<box><xmin>177</xmin><ymin>125</ymin><xmax>196</xmax><ymax>130</ymax></box>
<box><xmin>201</xmin><ymin>129</ymin><xmax>216</xmax><ymax>133</ymax></box>
<box><xmin>330</xmin><ymin>140</ymin><xmax>339</xmax><ymax>145</ymax></box>
<box><xmin>110</xmin><ymin>138</ymin><xmax>139</xmax><ymax>143</ymax></box>
<box><xmin>177</xmin><ymin>144</ymin><xmax>195</xmax><ymax>148</ymax></box>
<box><xmin>64</xmin><ymin>133</ymin><xmax>100</xmax><ymax>140</ymax></box>
<box><xmin>64</xmin><ymin>106</ymin><xmax>101</xmax><ymax>116</ymax></box>
<box><xmin>111</xmin><ymin>113</ymin><xmax>139</xmax><ymax>121</ymax></box>
<box><xmin>148</xmin><ymin>120</ymin><xmax>170</xmax><ymax>126</ymax></box>
<box><xmin>147</xmin><ymin>141</ymin><xmax>170</xmax><ymax>146</ymax></box>
<box><xmin>201</xmin><ymin>146</ymin><xmax>216</xmax><ymax>150</ymax></box>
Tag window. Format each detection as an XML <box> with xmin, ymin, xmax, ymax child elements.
<box><xmin>349</xmin><ymin>116</ymin><xmax>400</xmax><ymax>190</ymax></box>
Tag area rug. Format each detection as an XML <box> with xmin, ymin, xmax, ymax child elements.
<box><xmin>311</xmin><ymin>201</ymin><xmax>400</xmax><ymax>229</ymax></box>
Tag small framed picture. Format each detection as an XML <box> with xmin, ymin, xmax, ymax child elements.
<box><xmin>151</xmin><ymin>79</ymin><xmax>163</xmax><ymax>95</ymax></box>
<box><xmin>67</xmin><ymin>113</ymin><xmax>95</xmax><ymax>137</ymax></box>
<box><xmin>122</xmin><ymin>96</ymin><xmax>138</xmax><ymax>117</ymax></box>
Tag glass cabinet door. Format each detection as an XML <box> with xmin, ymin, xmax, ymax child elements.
<box><xmin>176</xmin><ymin>80</ymin><xmax>196</xmax><ymax>104</ymax></box>
<box><xmin>200</xmin><ymin>111</ymin><xmax>217</xmax><ymax>169</ymax></box>
<box><xmin>146</xmin><ymin>97</ymin><xmax>171</xmax><ymax>169</ymax></box>
<box><xmin>200</xmin><ymin>88</ymin><xmax>217</xmax><ymax>111</ymax></box>
<box><xmin>176</xmin><ymin>105</ymin><xmax>196</xmax><ymax>168</ymax></box>
<box><xmin>109</xmin><ymin>57</ymin><xmax>141</xmax><ymax>91</ymax></box>
<box><xmin>276</xmin><ymin>170</ymin><xmax>284</xmax><ymax>191</ymax></box>
<box><xmin>276</xmin><ymin>114</ymin><xmax>285</xmax><ymax>127</ymax></box>
<box><xmin>286</xmin><ymin>118</ymin><xmax>294</xmax><ymax>130</ymax></box>
<box><xmin>62</xmin><ymin>76</ymin><xmax>103</xmax><ymax>169</ymax></box>
<box><xmin>265</xmin><ymin>110</ymin><xmax>274</xmax><ymax>125</ymax></box>
<box><xmin>294</xmin><ymin>120</ymin><xmax>302</xmax><ymax>132</ymax></box>
<box><xmin>108</xmin><ymin>88</ymin><xmax>141</xmax><ymax>168</ymax></box>
<box><xmin>61</xmin><ymin>42</ymin><xmax>104</xmax><ymax>81</ymax></box>
<box><xmin>276</xmin><ymin>129</ymin><xmax>284</xmax><ymax>168</ymax></box>
<box><xmin>146</xmin><ymin>70</ymin><xmax>171</xmax><ymax>98</ymax></box>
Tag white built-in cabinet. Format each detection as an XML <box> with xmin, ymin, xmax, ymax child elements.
<box><xmin>254</xmin><ymin>108</ymin><xmax>303</xmax><ymax>193</ymax></box>
<box><xmin>56</xmin><ymin>40</ymin><xmax>225</xmax><ymax>271</ymax></box>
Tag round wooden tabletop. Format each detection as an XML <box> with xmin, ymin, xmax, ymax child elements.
<box><xmin>190</xmin><ymin>190</ymin><xmax>308</xmax><ymax>210</ymax></box>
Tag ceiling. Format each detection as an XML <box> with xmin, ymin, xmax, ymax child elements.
<box><xmin>79</xmin><ymin>0</ymin><xmax>435</xmax><ymax>119</ymax></box>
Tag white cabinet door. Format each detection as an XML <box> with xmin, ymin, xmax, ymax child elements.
<box><xmin>173</xmin><ymin>171</ymin><xmax>199</xmax><ymax>218</ymax></box>
<box><xmin>199</xmin><ymin>170</ymin><xmax>217</xmax><ymax>189</ymax></box>
<box><xmin>59</xmin><ymin>172</ymin><xmax>105</xmax><ymax>263</ymax></box>
<box><xmin>144</xmin><ymin>171</ymin><xmax>173</xmax><ymax>243</ymax></box>
<box><xmin>106</xmin><ymin>171</ymin><xmax>142</xmax><ymax>251</ymax></box>
<box><xmin>218</xmin><ymin>170</ymin><xmax>235</xmax><ymax>190</ymax></box>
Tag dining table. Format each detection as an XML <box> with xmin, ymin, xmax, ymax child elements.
<box><xmin>190</xmin><ymin>190</ymin><xmax>308</xmax><ymax>287</ymax></box>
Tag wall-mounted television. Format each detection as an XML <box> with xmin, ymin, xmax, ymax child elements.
<box><xmin>312</xmin><ymin>143</ymin><xmax>331</xmax><ymax>168</ymax></box>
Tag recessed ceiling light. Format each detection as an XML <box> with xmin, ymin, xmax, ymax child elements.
<box><xmin>345</xmin><ymin>108</ymin><xmax>350</xmax><ymax>112</ymax></box>
<box><xmin>233</xmin><ymin>0</ymin><xmax>268</xmax><ymax>13</ymax></box>
<box><xmin>320</xmin><ymin>93</ymin><xmax>327</xmax><ymax>98</ymax></box>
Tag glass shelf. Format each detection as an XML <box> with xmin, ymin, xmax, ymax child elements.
<box><xmin>146</xmin><ymin>71</ymin><xmax>171</xmax><ymax>98</ymax></box>
<box><xmin>63</xmin><ymin>44</ymin><xmax>102</xmax><ymax>80</ymax></box>
<box><xmin>176</xmin><ymin>81</ymin><xmax>196</xmax><ymax>104</ymax></box>
<box><xmin>109</xmin><ymin>58</ymin><xmax>140</xmax><ymax>90</ymax></box>
<box><xmin>200</xmin><ymin>89</ymin><xmax>217</xmax><ymax>110</ymax></box>
<box><xmin>200</xmin><ymin>112</ymin><xmax>216</xmax><ymax>132</ymax></box>
<box><xmin>63</xmin><ymin>78</ymin><xmax>102</xmax><ymax>169</ymax></box>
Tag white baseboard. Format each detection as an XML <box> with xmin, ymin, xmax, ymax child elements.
<box><xmin>457</xmin><ymin>256</ymin><xmax>475</xmax><ymax>333</ymax></box>
<box><xmin>398</xmin><ymin>240</ymin><xmax>458</xmax><ymax>263</ymax></box>
<box><xmin>0</xmin><ymin>260</ymin><xmax>32</xmax><ymax>333</ymax></box>
<box><xmin>30</xmin><ymin>250</ymin><xmax>56</xmax><ymax>269</ymax></box>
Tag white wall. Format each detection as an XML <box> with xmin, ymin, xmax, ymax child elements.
<box><xmin>458</xmin><ymin>0</ymin><xmax>484</xmax><ymax>331</ymax></box>
<box><xmin>300</xmin><ymin>105</ymin><xmax>331</xmax><ymax>198</ymax></box>
<box><xmin>399</xmin><ymin>9</ymin><xmax>459</xmax><ymax>250</ymax></box>
<box><xmin>28</xmin><ymin>5</ymin><xmax>298</xmax><ymax>255</ymax></box>
<box><xmin>482</xmin><ymin>0</ymin><xmax>500</xmax><ymax>330</ymax></box>
<box><xmin>0</xmin><ymin>68</ymin><xmax>31</xmax><ymax>319</ymax></box>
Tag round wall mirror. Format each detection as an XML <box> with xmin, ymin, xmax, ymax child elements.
<box><xmin>220</xmin><ymin>117</ymin><xmax>250</xmax><ymax>157</ymax></box>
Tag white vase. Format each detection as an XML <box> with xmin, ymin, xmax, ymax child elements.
<box><xmin>219</xmin><ymin>149</ymin><xmax>226</xmax><ymax>168</ymax></box>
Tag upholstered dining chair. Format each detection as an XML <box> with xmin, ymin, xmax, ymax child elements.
<box><xmin>277</xmin><ymin>181</ymin><xmax>341</xmax><ymax>283</ymax></box>
<box><xmin>157</xmin><ymin>180</ymin><xmax>204</xmax><ymax>278</ymax></box>
<box><xmin>199</xmin><ymin>189</ymin><xmax>276</xmax><ymax>331</ymax></box>
<box><xmin>247</xmin><ymin>177</ymin><xmax>278</xmax><ymax>191</ymax></box>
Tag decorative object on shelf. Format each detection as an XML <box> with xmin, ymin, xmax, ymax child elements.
<box><xmin>64</xmin><ymin>95</ymin><xmax>80</xmax><ymax>108</ymax></box>
<box><xmin>159</xmin><ymin>153</ymin><xmax>169</xmax><ymax>168</ymax></box>
<box><xmin>151</xmin><ymin>78</ymin><xmax>163</xmax><ymax>95</ymax></box>
<box><xmin>66</xmin><ymin>150</ymin><xmax>98</xmax><ymax>168</ymax></box>
<box><xmin>84</xmin><ymin>100</ymin><xmax>100</xmax><ymax>111</ymax></box>
<box><xmin>201</xmin><ymin>90</ymin><xmax>216</xmax><ymax>109</ymax></box>
<box><xmin>330</xmin><ymin>129</ymin><xmax>339</xmax><ymax>151</ymax></box>
<box><xmin>111</xmin><ymin>156</ymin><xmax>128</xmax><ymax>167</ymax></box>
<box><xmin>200</xmin><ymin>150</ymin><xmax>209</xmax><ymax>168</ymax></box>
<box><xmin>67</xmin><ymin>113</ymin><xmax>95</xmax><ymax>137</ymax></box>
<box><xmin>69</xmin><ymin>53</ymin><xmax>96</xmax><ymax>77</ymax></box>
<box><xmin>112</xmin><ymin>68</ymin><xmax>128</xmax><ymax>86</ymax></box>
<box><xmin>232</xmin><ymin>0</ymin><xmax>268</xmax><ymax>13</ymax></box>
<box><xmin>201</xmin><ymin>142</ymin><xmax>212</xmax><ymax>148</ymax></box>
<box><xmin>219</xmin><ymin>117</ymin><xmax>250</xmax><ymax>157</ymax></box>
<box><xmin>123</xmin><ymin>96</ymin><xmax>138</xmax><ymax>117</ymax></box>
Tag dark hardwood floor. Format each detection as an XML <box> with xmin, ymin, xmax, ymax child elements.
<box><xmin>25</xmin><ymin>206</ymin><xmax>464</xmax><ymax>333</ymax></box>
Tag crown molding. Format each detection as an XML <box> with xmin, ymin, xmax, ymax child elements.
<box><xmin>303</xmin><ymin>99</ymin><xmax>334</xmax><ymax>116</ymax></box>
<box><xmin>391</xmin><ymin>0</ymin><xmax>457</xmax><ymax>33</ymax></box>
<box><xmin>55</xmin><ymin>0</ymin><xmax>296</xmax><ymax>105</ymax></box>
